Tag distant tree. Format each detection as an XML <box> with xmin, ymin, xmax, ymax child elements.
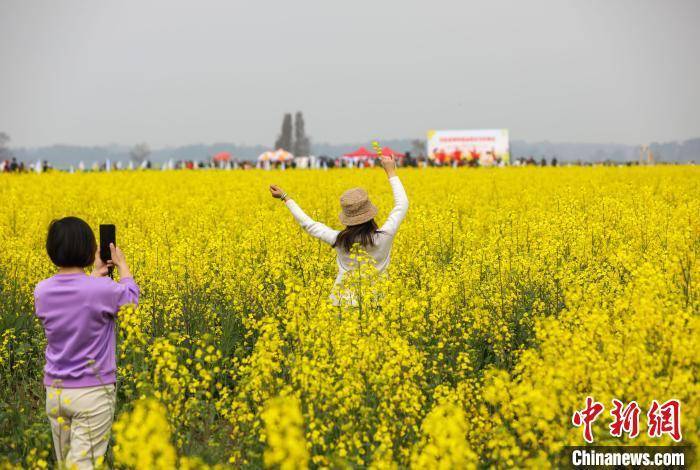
<box><xmin>275</xmin><ymin>113</ymin><xmax>293</xmax><ymax>152</ymax></box>
<box><xmin>411</xmin><ymin>139</ymin><xmax>426</xmax><ymax>158</ymax></box>
<box><xmin>129</xmin><ymin>142</ymin><xmax>151</xmax><ymax>164</ymax></box>
<box><xmin>293</xmin><ymin>112</ymin><xmax>311</xmax><ymax>157</ymax></box>
<box><xmin>0</xmin><ymin>132</ymin><xmax>11</xmax><ymax>159</ymax></box>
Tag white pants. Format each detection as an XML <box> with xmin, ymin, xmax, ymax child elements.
<box><xmin>46</xmin><ymin>384</ymin><xmax>116</xmax><ymax>470</ymax></box>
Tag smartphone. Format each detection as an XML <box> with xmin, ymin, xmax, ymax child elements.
<box><xmin>99</xmin><ymin>224</ymin><xmax>116</xmax><ymax>278</ymax></box>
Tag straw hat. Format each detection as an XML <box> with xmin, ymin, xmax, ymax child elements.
<box><xmin>339</xmin><ymin>188</ymin><xmax>378</xmax><ymax>226</ymax></box>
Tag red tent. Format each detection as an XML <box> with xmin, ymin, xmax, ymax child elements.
<box><xmin>213</xmin><ymin>151</ymin><xmax>232</xmax><ymax>162</ymax></box>
<box><xmin>380</xmin><ymin>146</ymin><xmax>405</xmax><ymax>158</ymax></box>
<box><xmin>343</xmin><ymin>147</ymin><xmax>375</xmax><ymax>159</ymax></box>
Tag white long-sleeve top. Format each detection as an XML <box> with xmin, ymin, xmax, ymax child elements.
<box><xmin>284</xmin><ymin>176</ymin><xmax>409</xmax><ymax>304</ymax></box>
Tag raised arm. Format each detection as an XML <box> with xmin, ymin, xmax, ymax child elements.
<box><xmin>378</xmin><ymin>155</ymin><xmax>409</xmax><ymax>236</ymax></box>
<box><xmin>113</xmin><ymin>277</ymin><xmax>140</xmax><ymax>309</ymax></box>
<box><xmin>270</xmin><ymin>184</ymin><xmax>339</xmax><ymax>245</ymax></box>
<box><xmin>90</xmin><ymin>244</ymin><xmax>140</xmax><ymax>316</ymax></box>
<box><xmin>108</xmin><ymin>243</ymin><xmax>140</xmax><ymax>309</ymax></box>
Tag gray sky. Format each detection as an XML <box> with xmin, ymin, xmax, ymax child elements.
<box><xmin>1</xmin><ymin>0</ymin><xmax>698</xmax><ymax>148</ymax></box>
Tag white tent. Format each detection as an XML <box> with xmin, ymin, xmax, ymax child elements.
<box><xmin>258</xmin><ymin>149</ymin><xmax>294</xmax><ymax>163</ymax></box>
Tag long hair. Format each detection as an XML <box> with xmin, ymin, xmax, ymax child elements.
<box><xmin>333</xmin><ymin>220</ymin><xmax>379</xmax><ymax>252</ymax></box>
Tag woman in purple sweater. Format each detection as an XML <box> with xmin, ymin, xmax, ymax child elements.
<box><xmin>34</xmin><ymin>216</ymin><xmax>139</xmax><ymax>469</ymax></box>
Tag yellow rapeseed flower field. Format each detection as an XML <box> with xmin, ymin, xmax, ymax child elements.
<box><xmin>0</xmin><ymin>166</ymin><xmax>698</xmax><ymax>468</ymax></box>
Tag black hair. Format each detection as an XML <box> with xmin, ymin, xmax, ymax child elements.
<box><xmin>332</xmin><ymin>219</ymin><xmax>379</xmax><ymax>252</ymax></box>
<box><xmin>46</xmin><ymin>217</ymin><xmax>96</xmax><ymax>268</ymax></box>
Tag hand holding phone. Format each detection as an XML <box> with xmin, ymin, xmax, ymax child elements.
<box><xmin>108</xmin><ymin>243</ymin><xmax>127</xmax><ymax>269</ymax></box>
<box><xmin>99</xmin><ymin>224</ymin><xmax>116</xmax><ymax>278</ymax></box>
<box><xmin>91</xmin><ymin>253</ymin><xmax>113</xmax><ymax>278</ymax></box>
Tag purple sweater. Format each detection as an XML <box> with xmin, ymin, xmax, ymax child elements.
<box><xmin>34</xmin><ymin>273</ymin><xmax>140</xmax><ymax>388</ymax></box>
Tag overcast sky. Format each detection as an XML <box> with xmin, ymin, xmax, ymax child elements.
<box><xmin>1</xmin><ymin>0</ymin><xmax>698</xmax><ymax>148</ymax></box>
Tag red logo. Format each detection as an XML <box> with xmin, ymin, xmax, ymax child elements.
<box><xmin>609</xmin><ymin>399</ymin><xmax>641</xmax><ymax>438</ymax></box>
<box><xmin>573</xmin><ymin>397</ymin><xmax>682</xmax><ymax>443</ymax></box>
<box><xmin>572</xmin><ymin>396</ymin><xmax>605</xmax><ymax>443</ymax></box>
<box><xmin>647</xmin><ymin>399</ymin><xmax>682</xmax><ymax>442</ymax></box>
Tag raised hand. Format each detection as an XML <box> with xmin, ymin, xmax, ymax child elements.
<box><xmin>269</xmin><ymin>184</ymin><xmax>286</xmax><ymax>199</ymax></box>
<box><xmin>109</xmin><ymin>243</ymin><xmax>126</xmax><ymax>268</ymax></box>
<box><xmin>379</xmin><ymin>154</ymin><xmax>397</xmax><ymax>177</ymax></box>
<box><xmin>91</xmin><ymin>247</ymin><xmax>114</xmax><ymax>277</ymax></box>
<box><xmin>109</xmin><ymin>243</ymin><xmax>132</xmax><ymax>278</ymax></box>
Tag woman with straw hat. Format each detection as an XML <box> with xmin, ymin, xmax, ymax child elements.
<box><xmin>269</xmin><ymin>154</ymin><xmax>408</xmax><ymax>305</ymax></box>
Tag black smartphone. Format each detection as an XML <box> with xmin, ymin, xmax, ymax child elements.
<box><xmin>99</xmin><ymin>224</ymin><xmax>116</xmax><ymax>278</ymax></box>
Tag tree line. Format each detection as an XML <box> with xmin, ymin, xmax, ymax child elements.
<box><xmin>275</xmin><ymin>112</ymin><xmax>310</xmax><ymax>157</ymax></box>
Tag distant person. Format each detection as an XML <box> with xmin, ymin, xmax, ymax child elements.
<box><xmin>34</xmin><ymin>217</ymin><xmax>139</xmax><ymax>469</ymax></box>
<box><xmin>552</xmin><ymin>157</ymin><xmax>558</xmax><ymax>167</ymax></box>
<box><xmin>269</xmin><ymin>154</ymin><xmax>408</xmax><ymax>306</ymax></box>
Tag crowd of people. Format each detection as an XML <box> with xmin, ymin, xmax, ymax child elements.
<box><xmin>513</xmin><ymin>156</ymin><xmax>559</xmax><ymax>166</ymax></box>
<box><xmin>1</xmin><ymin>157</ymin><xmax>52</xmax><ymax>173</ymax></box>
<box><xmin>0</xmin><ymin>154</ymin><xmax>425</xmax><ymax>172</ymax></box>
<box><xmin>2</xmin><ymin>153</ymin><xmax>672</xmax><ymax>173</ymax></box>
